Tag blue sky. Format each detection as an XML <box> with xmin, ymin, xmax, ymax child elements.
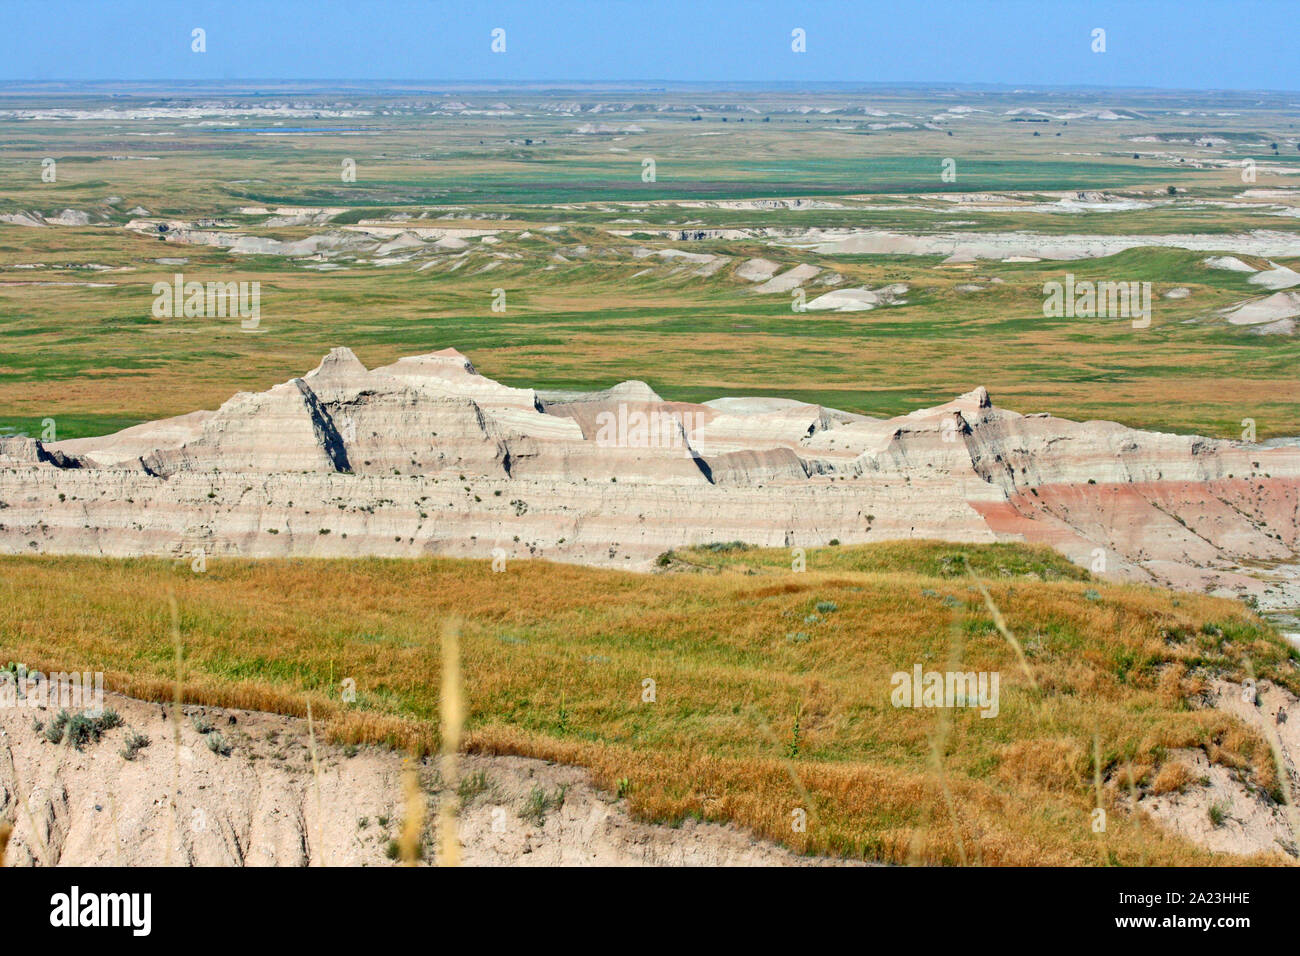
<box><xmin>0</xmin><ymin>0</ymin><xmax>1293</xmax><ymax>90</ymax></box>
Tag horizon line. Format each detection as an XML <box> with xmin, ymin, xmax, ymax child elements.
<box><xmin>2</xmin><ymin>79</ymin><xmax>1299</xmax><ymax>97</ymax></box>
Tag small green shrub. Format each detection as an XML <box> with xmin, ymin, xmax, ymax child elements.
<box><xmin>519</xmin><ymin>785</ymin><xmax>567</xmax><ymax>827</ymax></box>
<box><xmin>120</xmin><ymin>731</ymin><xmax>150</xmax><ymax>760</ymax></box>
<box><xmin>44</xmin><ymin>709</ymin><xmax>121</xmax><ymax>750</ymax></box>
<box><xmin>457</xmin><ymin>770</ymin><xmax>491</xmax><ymax>806</ymax></box>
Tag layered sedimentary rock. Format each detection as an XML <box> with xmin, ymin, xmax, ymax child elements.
<box><xmin>2</xmin><ymin>347</ymin><xmax>1297</xmax><ymax>606</ymax></box>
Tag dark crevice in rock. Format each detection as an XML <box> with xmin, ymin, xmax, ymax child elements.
<box><xmin>294</xmin><ymin>379</ymin><xmax>351</xmax><ymax>474</ymax></box>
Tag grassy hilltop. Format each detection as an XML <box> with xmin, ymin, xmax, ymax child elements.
<box><xmin>2</xmin><ymin>540</ymin><xmax>1295</xmax><ymax>864</ymax></box>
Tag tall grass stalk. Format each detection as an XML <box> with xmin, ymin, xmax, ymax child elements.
<box><xmin>438</xmin><ymin>618</ymin><xmax>464</xmax><ymax>867</ymax></box>
<box><xmin>306</xmin><ymin>700</ymin><xmax>327</xmax><ymax>866</ymax></box>
<box><xmin>964</xmin><ymin>557</ymin><xmax>1039</xmax><ymax>692</ymax></box>
<box><xmin>164</xmin><ymin>592</ymin><xmax>183</xmax><ymax>866</ymax></box>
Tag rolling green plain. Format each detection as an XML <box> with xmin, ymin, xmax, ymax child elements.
<box><xmin>1</xmin><ymin>83</ymin><xmax>1298</xmax><ymax>440</ymax></box>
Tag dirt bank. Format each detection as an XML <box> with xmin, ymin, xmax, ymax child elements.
<box><xmin>0</xmin><ymin>690</ymin><xmax>849</xmax><ymax>867</ymax></box>
<box><xmin>1134</xmin><ymin>679</ymin><xmax>1299</xmax><ymax>860</ymax></box>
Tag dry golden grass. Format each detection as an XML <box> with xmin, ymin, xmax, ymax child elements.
<box><xmin>1</xmin><ymin>541</ymin><xmax>1296</xmax><ymax>865</ymax></box>
<box><xmin>436</xmin><ymin>618</ymin><xmax>463</xmax><ymax>867</ymax></box>
<box><xmin>1151</xmin><ymin>761</ymin><xmax>1195</xmax><ymax>796</ymax></box>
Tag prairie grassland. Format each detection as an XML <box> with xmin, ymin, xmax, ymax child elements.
<box><xmin>3</xmin><ymin>88</ymin><xmax>1300</xmax><ymax>440</ymax></box>
<box><xmin>2</xmin><ymin>541</ymin><xmax>1296</xmax><ymax>864</ymax></box>
<box><xmin>2</xmin><ymin>221</ymin><xmax>1297</xmax><ymax>439</ymax></box>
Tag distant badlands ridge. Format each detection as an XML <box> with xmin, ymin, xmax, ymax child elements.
<box><xmin>1</xmin><ymin>346</ymin><xmax>1297</xmax><ymax>606</ymax></box>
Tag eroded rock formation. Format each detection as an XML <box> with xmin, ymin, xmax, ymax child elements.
<box><xmin>1</xmin><ymin>347</ymin><xmax>1297</xmax><ymax>605</ymax></box>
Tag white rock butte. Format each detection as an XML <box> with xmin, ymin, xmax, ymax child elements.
<box><xmin>2</xmin><ymin>347</ymin><xmax>1297</xmax><ymax>604</ymax></box>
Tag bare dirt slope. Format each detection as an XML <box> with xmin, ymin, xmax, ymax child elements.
<box><xmin>1135</xmin><ymin>679</ymin><xmax>1300</xmax><ymax>859</ymax></box>
<box><xmin>4</xmin><ymin>680</ymin><xmax>1296</xmax><ymax>865</ymax></box>
<box><xmin>0</xmin><ymin>691</ymin><xmax>848</xmax><ymax>867</ymax></box>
